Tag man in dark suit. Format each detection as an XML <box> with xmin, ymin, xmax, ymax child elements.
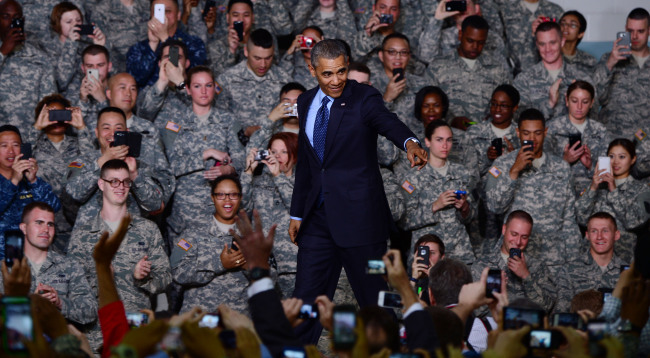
<box><xmin>288</xmin><ymin>39</ymin><xmax>428</xmax><ymax>343</ymax></box>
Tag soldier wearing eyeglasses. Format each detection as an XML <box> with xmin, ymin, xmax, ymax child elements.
<box><xmin>64</xmin><ymin>107</ymin><xmax>168</xmax><ymax>248</ymax></box>
<box><xmin>67</xmin><ymin>158</ymin><xmax>171</xmax><ymax>353</ymax></box>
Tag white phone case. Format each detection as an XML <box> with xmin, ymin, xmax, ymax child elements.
<box><xmin>154</xmin><ymin>4</ymin><xmax>165</xmax><ymax>24</ymax></box>
<box><xmin>598</xmin><ymin>157</ymin><xmax>611</xmax><ymax>175</ymax></box>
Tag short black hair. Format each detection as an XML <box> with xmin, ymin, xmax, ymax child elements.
<box><xmin>157</xmin><ymin>39</ymin><xmax>189</xmax><ymax>61</ymax></box>
<box><xmin>428</xmin><ymin>258</ymin><xmax>473</xmax><ymax>307</ymax></box>
<box><xmin>587</xmin><ymin>212</ymin><xmax>618</xmax><ymax>231</ymax></box>
<box><xmin>628</xmin><ymin>7</ymin><xmax>650</xmax><ymax>22</ymax></box>
<box><xmin>97</xmin><ymin>107</ymin><xmax>127</xmax><ymax>128</ymax></box>
<box><xmin>414</xmin><ymin>86</ymin><xmax>449</xmax><ymax>121</ymax></box>
<box><xmin>535</xmin><ymin>21</ymin><xmax>562</xmax><ymax>38</ymax></box>
<box><xmin>561</xmin><ymin>10</ymin><xmax>587</xmax><ymax>35</ymax></box>
<box><xmin>492</xmin><ymin>84</ymin><xmax>520</xmax><ymax>107</ymax></box>
<box><xmin>310</xmin><ymin>39</ymin><xmax>349</xmax><ymax>69</ymax></box>
<box><xmin>21</xmin><ymin>202</ymin><xmax>55</xmax><ymax>223</ymax></box>
<box><xmin>566</xmin><ymin>80</ymin><xmax>594</xmax><ymax>100</ymax></box>
<box><xmin>0</xmin><ymin>125</ymin><xmax>22</xmax><ymax>142</ymax></box>
<box><xmin>280</xmin><ymin>82</ymin><xmax>306</xmax><ymax>97</ymax></box>
<box><xmin>425</xmin><ymin>120</ymin><xmax>452</xmax><ymax>141</ymax></box>
<box><xmin>210</xmin><ymin>174</ymin><xmax>242</xmax><ymax>194</ymax></box>
<box><xmin>381</xmin><ymin>32</ymin><xmax>410</xmax><ymax>49</ymax></box>
<box><xmin>348</xmin><ymin>61</ymin><xmax>371</xmax><ymax>76</ymax></box>
<box><xmin>413</xmin><ymin>234</ymin><xmax>445</xmax><ymax>257</ymax></box>
<box><xmin>227</xmin><ymin>0</ymin><xmax>253</xmax><ymax>13</ymax></box>
<box><xmin>82</xmin><ymin>44</ymin><xmax>110</xmax><ymax>62</ymax></box>
<box><xmin>504</xmin><ymin>210</ymin><xmax>533</xmax><ymax>227</ymax></box>
<box><xmin>302</xmin><ymin>25</ymin><xmax>323</xmax><ymax>38</ymax></box>
<box><xmin>461</xmin><ymin>15</ymin><xmax>490</xmax><ymax>32</ymax></box>
<box><xmin>517</xmin><ymin>108</ymin><xmax>545</xmax><ymax>127</ymax></box>
<box><xmin>249</xmin><ymin>28</ymin><xmax>273</xmax><ymax>49</ymax></box>
<box><xmin>100</xmin><ymin>159</ymin><xmax>129</xmax><ymax>178</ymax></box>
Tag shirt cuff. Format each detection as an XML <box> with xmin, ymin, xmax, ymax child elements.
<box><xmin>247</xmin><ymin>277</ymin><xmax>274</xmax><ymax>298</ymax></box>
<box><xmin>403</xmin><ymin>137</ymin><xmax>419</xmax><ymax>151</ymax></box>
<box><xmin>403</xmin><ymin>302</ymin><xmax>423</xmax><ymax>319</ymax></box>
<box><xmin>290</xmin><ymin>216</ymin><xmax>302</xmax><ymax>221</ymax></box>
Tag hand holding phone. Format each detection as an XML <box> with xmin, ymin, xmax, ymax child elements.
<box><xmin>616</xmin><ymin>32</ymin><xmax>631</xmax><ymax>58</ymax></box>
<box><xmin>1</xmin><ymin>296</ymin><xmax>33</xmax><ymax>353</ymax></box>
<box><xmin>332</xmin><ymin>305</ymin><xmax>357</xmax><ymax>350</ymax></box>
<box><xmin>3</xmin><ymin>230</ymin><xmax>25</xmax><ymax>268</ymax></box>
<box><xmin>154</xmin><ymin>4</ymin><xmax>166</xmax><ymax>24</ymax></box>
<box><xmin>486</xmin><ymin>268</ymin><xmax>502</xmax><ymax>299</ymax></box>
<box><xmin>597</xmin><ymin>157</ymin><xmax>611</xmax><ymax>175</ymax></box>
<box><xmin>234</xmin><ymin>21</ymin><xmax>244</xmax><ymax>41</ymax></box>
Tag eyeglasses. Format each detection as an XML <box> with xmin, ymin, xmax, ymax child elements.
<box><xmin>101</xmin><ymin>178</ymin><xmax>133</xmax><ymax>188</ymax></box>
<box><xmin>383</xmin><ymin>49</ymin><xmax>410</xmax><ymax>57</ymax></box>
<box><xmin>559</xmin><ymin>22</ymin><xmax>579</xmax><ymax>29</ymax></box>
<box><xmin>490</xmin><ymin>102</ymin><xmax>514</xmax><ymax>110</ymax></box>
<box><xmin>212</xmin><ymin>192</ymin><xmax>242</xmax><ymax>200</ymax></box>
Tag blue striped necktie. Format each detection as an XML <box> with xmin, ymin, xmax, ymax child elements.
<box><xmin>313</xmin><ymin>96</ymin><xmax>331</xmax><ymax>162</ymax></box>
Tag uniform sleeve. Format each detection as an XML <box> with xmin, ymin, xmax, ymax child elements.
<box><xmin>560</xmin><ymin>172</ymin><xmax>582</xmax><ymax>255</ymax></box>
<box><xmin>554</xmin><ymin>266</ymin><xmax>573</xmax><ymax>313</ymax></box>
<box><xmin>170</xmin><ymin>234</ymin><xmax>225</xmax><ymax>287</ymax></box>
<box><xmin>136</xmin><ymin>84</ymin><xmax>168</xmax><ymax>122</ymax></box>
<box><xmin>398</xmin><ymin>176</ymin><xmax>441</xmax><ymax>231</ymax></box>
<box><xmin>66</xmin><ymin>230</ymin><xmax>97</xmax><ymax>295</ymax></box>
<box><xmin>54</xmin><ymin>40</ymin><xmax>80</xmax><ymax>92</ymax></box>
<box><xmin>417</xmin><ymin>16</ymin><xmax>443</xmax><ymax>65</ymax></box>
<box><xmin>129</xmin><ymin>162</ymin><xmax>165</xmax><ymax>213</ymax></box>
<box><xmin>349</xmin><ymin>30</ymin><xmax>382</xmax><ymax>61</ymax></box>
<box><xmin>169</xmin><ymin>130</ymin><xmax>205</xmax><ymax>178</ymax></box>
<box><xmin>240</xmin><ymin>172</ymin><xmax>254</xmax><ymax>212</ymax></box>
<box><xmin>126</xmin><ymin>41</ymin><xmax>159</xmax><ymax>88</ymax></box>
<box><xmin>134</xmin><ymin>226</ymin><xmax>171</xmax><ymax>294</ymax></box>
<box><xmin>226</xmin><ymin>119</ymin><xmax>246</xmax><ymax>173</ymax></box>
<box><xmin>185</xmin><ymin>34</ymin><xmax>207</xmax><ymax>68</ymax></box>
<box><xmin>60</xmin><ymin>261</ymin><xmax>98</xmax><ymax>325</ymax></box>
<box><xmin>0</xmin><ymin>178</ymin><xmax>19</xmax><ymax>214</ymax></box>
<box><xmin>65</xmin><ymin>159</ymin><xmax>100</xmax><ymax>203</ymax></box>
<box><xmin>290</xmin><ymin>0</ymin><xmax>313</xmax><ymax>33</ymax></box>
<box><xmin>522</xmin><ymin>263</ymin><xmax>558</xmax><ymax>312</ymax></box>
<box><xmin>605</xmin><ymin>186</ymin><xmax>650</xmax><ymax>230</ymax></box>
<box><xmin>484</xmin><ymin>161</ymin><xmax>517</xmax><ymax>214</ymax></box>
<box><xmin>272</xmin><ymin>173</ymin><xmax>295</xmax><ymax>209</ymax></box>
<box><xmin>574</xmin><ymin>187</ymin><xmax>598</xmax><ymax>226</ymax></box>
<box><xmin>30</xmin><ymin>177</ymin><xmax>61</xmax><ymax>212</ymax></box>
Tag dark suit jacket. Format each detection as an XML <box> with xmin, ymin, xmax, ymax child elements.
<box><xmin>249</xmin><ymin>289</ymin><xmax>301</xmax><ymax>357</ymax></box>
<box><xmin>290</xmin><ymin>80</ymin><xmax>416</xmax><ymax>248</ymax></box>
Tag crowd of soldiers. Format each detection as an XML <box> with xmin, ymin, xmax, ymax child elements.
<box><xmin>1</xmin><ymin>0</ymin><xmax>650</xmax><ymax>355</ymax></box>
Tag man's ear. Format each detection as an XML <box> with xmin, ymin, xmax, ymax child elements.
<box><xmin>308</xmin><ymin>64</ymin><xmax>316</xmax><ymax>78</ymax></box>
<box><xmin>244</xmin><ymin>45</ymin><xmax>248</xmax><ymax>58</ymax></box>
<box><xmin>98</xmin><ymin>177</ymin><xmax>105</xmax><ymax>192</ymax></box>
<box><xmin>106</xmin><ymin>89</ymin><xmax>112</xmax><ymax>102</ymax></box>
<box><xmin>428</xmin><ymin>287</ymin><xmax>436</xmax><ymax>306</ymax></box>
<box><xmin>108</xmin><ymin>61</ymin><xmax>113</xmax><ymax>74</ymax></box>
<box><xmin>19</xmin><ymin>223</ymin><xmax>27</xmax><ymax>236</ymax></box>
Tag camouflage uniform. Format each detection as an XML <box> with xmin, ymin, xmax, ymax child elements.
<box><xmin>471</xmin><ymin>238</ymin><xmax>557</xmax><ymax>312</ymax></box>
<box><xmin>37</xmin><ymin>34</ymin><xmax>86</xmax><ymax>93</ymax></box>
<box><xmin>278</xmin><ymin>52</ymin><xmax>318</xmax><ymax>90</ymax></box>
<box><xmin>68</xmin><ymin>213</ymin><xmax>171</xmax><ymax>309</ymax></box>
<box><xmin>206</xmin><ymin>0</ymin><xmax>292</xmax><ymax>41</ymax></box>
<box><xmin>555</xmin><ymin>248</ymin><xmax>628</xmax><ymax>313</ymax></box>
<box><xmin>166</xmin><ymin>106</ymin><xmax>244</xmax><ymax>238</ymax></box>
<box><xmin>170</xmin><ymin>217</ymin><xmax>250</xmax><ymax>313</ymax></box>
<box><xmin>215</xmin><ymin>60</ymin><xmax>292</xmax><ymax>129</ymax></box>
<box><xmin>126</xmin><ymin>28</ymin><xmax>206</xmax><ymax>87</ymax></box>
<box><xmin>20</xmin><ymin>0</ymin><xmax>85</xmax><ymax>39</ymax></box>
<box><xmin>241</xmin><ymin>167</ymin><xmax>296</xmax><ymax>298</ymax></box>
<box><xmin>634</xmin><ymin>131</ymin><xmax>650</xmax><ymax>180</ymax></box>
<box><xmin>380</xmin><ymin>167</ymin><xmax>405</xmax><ymax>222</ymax></box>
<box><xmin>88</xmin><ymin>0</ymin><xmax>150</xmax><ymax>72</ymax></box>
<box><xmin>136</xmin><ymin>84</ymin><xmax>193</xmax><ymax>135</ymax></box>
<box><xmin>592</xmin><ymin>53</ymin><xmax>650</xmax><ymax>139</ymax></box>
<box><xmin>347</xmin><ymin>0</ymin><xmax>373</xmax><ymax>31</ymax></box>
<box><xmin>427</xmin><ymin>51</ymin><xmax>512</xmax><ymax>123</ymax></box>
<box><xmin>0</xmin><ymin>250</ymin><xmax>97</xmax><ymax>325</ymax></box>
<box><xmin>291</xmin><ymin>0</ymin><xmax>357</xmax><ymax>40</ymax></box>
<box><xmin>545</xmin><ymin>116</ymin><xmax>610</xmax><ymax>196</ymax></box>
<box><xmin>499</xmin><ymin>0</ymin><xmax>563</xmax><ymax>70</ymax></box>
<box><xmin>65</xmin><ymin>150</ymin><xmax>170</xmax><ymax>225</ymax></box>
<box><xmin>368</xmin><ymin>59</ymin><xmax>429</xmax><ymax>135</ymax></box>
<box><xmin>0</xmin><ymin>176</ymin><xmax>61</xmax><ymax>260</ymax></box>
<box><xmin>24</xmin><ymin>127</ymin><xmax>96</xmax><ymax>253</ymax></box>
<box><xmin>575</xmin><ymin>177</ymin><xmax>650</xmax><ymax>263</ymax></box>
<box><xmin>396</xmin><ymin>162</ymin><xmax>477</xmax><ymax>264</ymax></box>
<box><xmin>0</xmin><ymin>42</ymin><xmax>56</xmax><ymax>134</ymax></box>
<box><xmin>484</xmin><ymin>151</ymin><xmax>581</xmax><ymax>266</ymax></box>
<box><xmin>513</xmin><ymin>61</ymin><xmax>594</xmax><ymax>120</ymax></box>
<box><xmin>563</xmin><ymin>50</ymin><xmax>597</xmax><ymax>73</ymax></box>
<box><xmin>466</xmin><ymin>119</ymin><xmax>520</xmax><ymax>179</ymax></box>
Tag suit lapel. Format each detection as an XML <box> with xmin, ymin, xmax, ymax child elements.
<box><xmin>323</xmin><ymin>83</ymin><xmax>353</xmax><ymax>163</ymax></box>
<box><xmin>298</xmin><ymin>88</ymin><xmax>320</xmax><ymax>162</ymax></box>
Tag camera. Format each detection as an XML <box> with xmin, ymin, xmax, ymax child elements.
<box><xmin>300</xmin><ymin>36</ymin><xmax>315</xmax><ymax>49</ymax></box>
<box><xmin>416</xmin><ymin>245</ymin><xmax>429</xmax><ymax>266</ymax></box>
<box><xmin>1</xmin><ymin>296</ymin><xmax>33</xmax><ymax>353</ymax></box>
<box><xmin>378</xmin><ymin>291</ymin><xmax>403</xmax><ymax>309</ymax></box>
<box><xmin>289</xmin><ymin>103</ymin><xmax>298</xmax><ymax>117</ymax></box>
<box><xmin>379</xmin><ymin>13</ymin><xmax>393</xmax><ymax>24</ymax></box>
<box><xmin>254</xmin><ymin>150</ymin><xmax>269</xmax><ymax>161</ymax></box>
<box><xmin>528</xmin><ymin>329</ymin><xmax>561</xmax><ymax>349</ymax></box>
<box><xmin>551</xmin><ymin>312</ymin><xmax>584</xmax><ymax>330</ymax></box>
<box><xmin>445</xmin><ymin>0</ymin><xmax>467</xmax><ymax>12</ymax></box>
<box><xmin>20</xmin><ymin>143</ymin><xmax>32</xmax><ymax>160</ymax></box>
<box><xmin>75</xmin><ymin>24</ymin><xmax>95</xmax><ymax>35</ymax></box>
<box><xmin>234</xmin><ymin>21</ymin><xmax>244</xmax><ymax>41</ymax></box>
<box><xmin>454</xmin><ymin>190</ymin><xmax>467</xmax><ymax>199</ymax></box>
<box><xmin>568</xmin><ymin>133</ymin><xmax>582</xmax><ymax>149</ymax></box>
<box><xmin>333</xmin><ymin>305</ymin><xmax>357</xmax><ymax>350</ymax></box>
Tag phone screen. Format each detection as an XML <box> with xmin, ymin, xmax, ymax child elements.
<box><xmin>2</xmin><ymin>298</ymin><xmax>33</xmax><ymax>352</ymax></box>
<box><xmin>486</xmin><ymin>269</ymin><xmax>501</xmax><ymax>299</ymax></box>
<box><xmin>169</xmin><ymin>46</ymin><xmax>179</xmax><ymax>67</ymax></box>
<box><xmin>503</xmin><ymin>307</ymin><xmax>544</xmax><ymax>330</ymax></box>
<box><xmin>366</xmin><ymin>259</ymin><xmax>386</xmax><ymax>275</ymax></box>
<box><xmin>199</xmin><ymin>313</ymin><xmax>220</xmax><ymax>328</ymax></box>
<box><xmin>19</xmin><ymin>143</ymin><xmax>32</xmax><ymax>160</ymax></box>
<box><xmin>378</xmin><ymin>291</ymin><xmax>403</xmax><ymax>309</ymax></box>
<box><xmin>4</xmin><ymin>230</ymin><xmax>24</xmax><ymax>268</ymax></box>
<box><xmin>298</xmin><ymin>304</ymin><xmax>319</xmax><ymax>319</ymax></box>
<box><xmin>333</xmin><ymin>309</ymin><xmax>356</xmax><ymax>349</ymax></box>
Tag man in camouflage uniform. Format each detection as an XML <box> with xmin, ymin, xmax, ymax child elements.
<box><xmin>68</xmin><ymin>159</ymin><xmax>170</xmax><ymax>351</ymax></box>
<box><xmin>559</xmin><ymin>11</ymin><xmax>597</xmax><ymax>72</ymax></box>
<box><xmin>513</xmin><ymin>21</ymin><xmax>595</xmax><ymax>121</ymax></box>
<box><xmin>0</xmin><ymin>0</ymin><xmax>56</xmax><ymax>135</ymax></box>
<box><xmin>205</xmin><ymin>0</ymin><xmax>255</xmax><ymax>77</ymax></box>
<box><xmin>368</xmin><ymin>33</ymin><xmax>428</xmax><ymax>134</ymax></box>
<box><xmin>215</xmin><ymin>28</ymin><xmax>291</xmax><ymax>139</ymax></box>
<box><xmin>0</xmin><ymin>202</ymin><xmax>97</xmax><ymax>326</ymax></box>
<box><xmin>499</xmin><ymin>0</ymin><xmax>563</xmax><ymax>71</ymax></box>
<box><xmin>203</xmin><ymin>0</ymin><xmax>291</xmax><ymax>43</ymax></box>
<box><xmin>170</xmin><ymin>175</ymin><xmax>249</xmax><ymax>314</ymax></box>
<box><xmin>167</xmin><ymin>66</ymin><xmax>244</xmax><ymax>239</ymax></box>
<box><xmin>555</xmin><ymin>212</ymin><xmax>629</xmax><ymax>313</ymax></box>
<box><xmin>65</xmin><ymin>45</ymin><xmax>112</xmax><ymax>127</ymax></box>
<box><xmin>65</xmin><ymin>107</ymin><xmax>169</xmax><ymax>226</ymax></box>
<box><xmin>426</xmin><ymin>15</ymin><xmax>512</xmax><ymax>123</ymax></box>
<box><xmin>278</xmin><ymin>27</ymin><xmax>321</xmax><ymax>90</ymax></box>
<box><xmin>291</xmin><ymin>0</ymin><xmax>357</xmax><ymax>41</ymax></box>
<box><xmin>592</xmin><ymin>7</ymin><xmax>650</xmax><ymax>139</ymax></box>
<box><xmin>471</xmin><ymin>210</ymin><xmax>557</xmax><ymax>312</ymax></box>
<box><xmin>126</xmin><ymin>0</ymin><xmax>206</xmax><ymax>87</ymax></box>
<box><xmin>484</xmin><ymin>109</ymin><xmax>581</xmax><ymax>269</ymax></box>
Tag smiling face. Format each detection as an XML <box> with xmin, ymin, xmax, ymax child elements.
<box><xmin>95</xmin><ymin>112</ymin><xmax>127</xmax><ymax>150</ymax></box>
<box><xmin>227</xmin><ymin>2</ymin><xmax>254</xmax><ymax>35</ymax></box>
<box><xmin>420</xmin><ymin>93</ymin><xmax>444</xmax><ymax>127</ymax></box>
<box><xmin>536</xmin><ymin>28</ymin><xmax>564</xmax><ymax>66</ymax></box>
<box><xmin>566</xmin><ymin>88</ymin><xmax>593</xmax><ymax>122</ymax></box>
<box><xmin>20</xmin><ymin>208</ymin><xmax>55</xmax><ymax>251</ymax></box>
<box><xmin>0</xmin><ymin>131</ymin><xmax>21</xmax><ymax>172</ymax></box>
<box><xmin>586</xmin><ymin>217</ymin><xmax>619</xmax><ymax>256</ymax></box>
<box><xmin>59</xmin><ymin>9</ymin><xmax>82</xmax><ymax>38</ymax></box>
<box><xmin>501</xmin><ymin>218</ymin><xmax>532</xmax><ymax>253</ymax></box>
<box><xmin>378</xmin><ymin>37</ymin><xmax>410</xmax><ymax>73</ymax></box>
<box><xmin>489</xmin><ymin>91</ymin><xmax>517</xmax><ymax>126</ymax></box>
<box><xmin>608</xmin><ymin>145</ymin><xmax>636</xmax><ymax>179</ymax></box>
<box><xmin>212</xmin><ymin>179</ymin><xmax>242</xmax><ymax>224</ymax></box>
<box><xmin>425</xmin><ymin>125</ymin><xmax>453</xmax><ymax>161</ymax></box>
<box><xmin>310</xmin><ymin>55</ymin><xmax>348</xmax><ymax>98</ymax></box>
<box><xmin>98</xmin><ymin>168</ymin><xmax>130</xmax><ymax>206</ymax></box>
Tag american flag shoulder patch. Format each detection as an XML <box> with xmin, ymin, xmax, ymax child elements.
<box><xmin>68</xmin><ymin>161</ymin><xmax>84</xmax><ymax>168</ymax></box>
<box><xmin>635</xmin><ymin>129</ymin><xmax>646</xmax><ymax>141</ymax></box>
<box><xmin>165</xmin><ymin>121</ymin><xmax>180</xmax><ymax>132</ymax></box>
<box><xmin>401</xmin><ymin>180</ymin><xmax>415</xmax><ymax>194</ymax></box>
<box><xmin>214</xmin><ymin>81</ymin><xmax>222</xmax><ymax>95</ymax></box>
<box><xmin>177</xmin><ymin>238</ymin><xmax>192</xmax><ymax>251</ymax></box>
<box><xmin>489</xmin><ymin>166</ymin><xmax>501</xmax><ymax>178</ymax></box>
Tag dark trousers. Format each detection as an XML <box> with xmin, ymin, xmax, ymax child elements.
<box><xmin>292</xmin><ymin>205</ymin><xmax>388</xmax><ymax>344</ymax></box>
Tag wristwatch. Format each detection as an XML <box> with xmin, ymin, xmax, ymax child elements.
<box><xmin>249</xmin><ymin>267</ymin><xmax>270</xmax><ymax>281</ymax></box>
<box><xmin>175</xmin><ymin>81</ymin><xmax>186</xmax><ymax>90</ymax></box>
